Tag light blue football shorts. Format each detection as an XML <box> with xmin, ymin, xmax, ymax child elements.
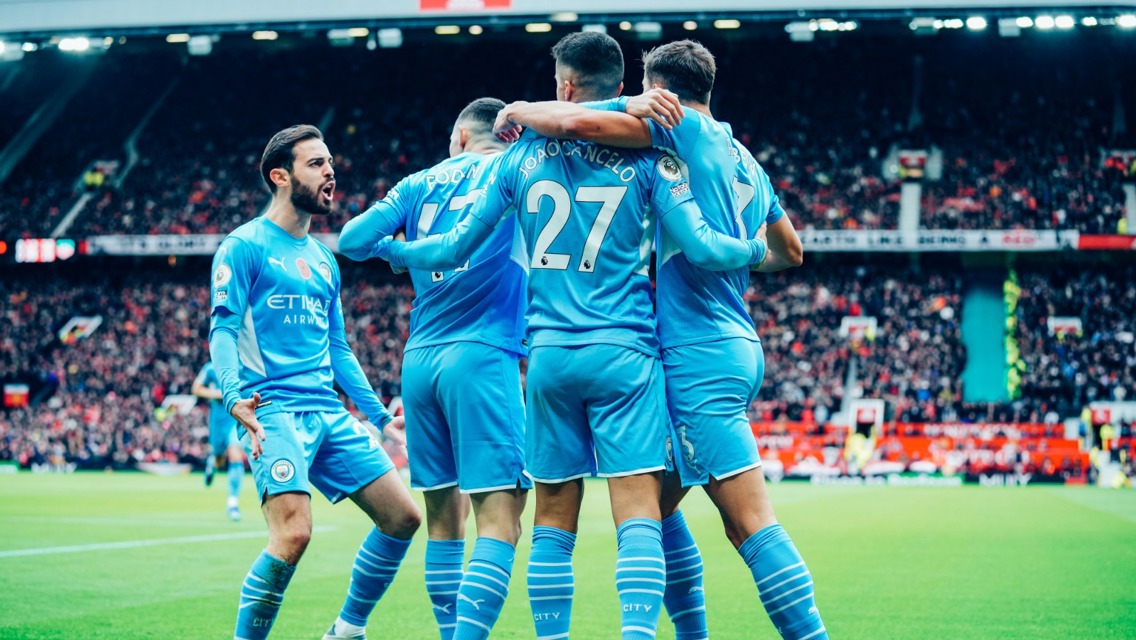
<box><xmin>525</xmin><ymin>344</ymin><xmax>669</xmax><ymax>482</ymax></box>
<box><xmin>244</xmin><ymin>408</ymin><xmax>395</xmax><ymax>504</ymax></box>
<box><xmin>663</xmin><ymin>337</ymin><xmax>765</xmax><ymax>487</ymax></box>
<box><xmin>401</xmin><ymin>342</ymin><xmax>531</xmax><ymax>493</ymax></box>
<box><xmin>208</xmin><ymin>411</ymin><xmax>241</xmax><ymax>453</ymax></box>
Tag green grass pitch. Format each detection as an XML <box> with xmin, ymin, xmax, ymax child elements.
<box><xmin>1</xmin><ymin>473</ymin><xmax>1134</xmax><ymax>639</ymax></box>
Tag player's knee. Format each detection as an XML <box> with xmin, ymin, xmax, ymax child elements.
<box><xmin>386</xmin><ymin>503</ymin><xmax>422</xmax><ymax>539</ymax></box>
<box><xmin>270</xmin><ymin>524</ymin><xmax>312</xmax><ymax>562</ymax></box>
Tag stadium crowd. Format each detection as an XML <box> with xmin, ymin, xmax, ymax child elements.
<box><xmin>1</xmin><ymin>34</ymin><xmax>1132</xmax><ymax>240</ymax></box>
<box><xmin>5</xmin><ymin>258</ymin><xmax>1131</xmax><ymax>470</ymax></box>
<box><xmin>0</xmin><ymin>265</ymin><xmax>412</xmax><ymax>469</ymax></box>
<box><xmin>1016</xmin><ymin>265</ymin><xmax>1136</xmax><ymax>412</ymax></box>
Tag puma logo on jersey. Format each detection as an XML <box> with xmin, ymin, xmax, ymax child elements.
<box><xmin>432</xmin><ymin>603</ymin><xmax>452</xmax><ymax>614</ymax></box>
<box><xmin>268</xmin><ymin>257</ymin><xmax>286</xmax><ymax>270</ymax></box>
<box><xmin>689</xmin><ymin>586</ymin><xmax>704</xmax><ymax>594</ymax></box>
<box><xmin>458</xmin><ymin>594</ymin><xmax>484</xmax><ymax>610</ymax></box>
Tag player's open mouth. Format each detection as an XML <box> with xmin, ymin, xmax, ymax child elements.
<box><xmin>321</xmin><ymin>181</ymin><xmax>335</xmax><ymax>200</ymax></box>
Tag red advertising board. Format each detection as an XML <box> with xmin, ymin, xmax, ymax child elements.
<box><xmin>420</xmin><ymin>0</ymin><xmax>511</xmax><ymax>10</ymax></box>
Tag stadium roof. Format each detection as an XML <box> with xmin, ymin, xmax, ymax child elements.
<box><xmin>2</xmin><ymin>0</ymin><xmax>1134</xmax><ymax>36</ymax></box>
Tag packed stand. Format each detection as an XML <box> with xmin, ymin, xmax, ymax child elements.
<box><xmin>0</xmin><ymin>263</ymin><xmax>412</xmax><ymax>469</ymax></box>
<box><xmin>749</xmin><ymin>265</ymin><xmax>966</xmax><ymax>423</ymax></box>
<box><xmin>0</xmin><ymin>54</ymin><xmax>180</xmax><ymax>238</ymax></box>
<box><xmin>1015</xmin><ymin>265</ymin><xmax>1136</xmax><ymax>414</ymax></box>
<box><xmin>2</xmin><ymin>33</ymin><xmax>1132</xmax><ymax>239</ymax></box>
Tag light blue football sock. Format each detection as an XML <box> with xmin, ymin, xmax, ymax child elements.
<box><xmin>527</xmin><ymin>526</ymin><xmax>576</xmax><ymax>640</ymax></box>
<box><xmin>616</xmin><ymin>518</ymin><xmax>666</xmax><ymax>639</ymax></box>
<box><xmin>452</xmin><ymin>537</ymin><xmax>516</xmax><ymax>640</ymax></box>
<box><xmin>739</xmin><ymin>524</ymin><xmax>827</xmax><ymax>640</ymax></box>
<box><xmin>425</xmin><ymin>539</ymin><xmax>465</xmax><ymax>640</ymax></box>
<box><xmin>234</xmin><ymin>551</ymin><xmax>295</xmax><ymax>640</ymax></box>
<box><xmin>662</xmin><ymin>511</ymin><xmax>708</xmax><ymax>640</ymax></box>
<box><xmin>337</xmin><ymin>528</ymin><xmax>411</xmax><ymax>627</ymax></box>
<box><xmin>227</xmin><ymin>461</ymin><xmax>244</xmax><ymax>502</ymax></box>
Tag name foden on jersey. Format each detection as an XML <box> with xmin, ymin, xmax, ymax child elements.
<box><xmin>518</xmin><ymin>139</ymin><xmax>637</xmax><ymax>183</ymax></box>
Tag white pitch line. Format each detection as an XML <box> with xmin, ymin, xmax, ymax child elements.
<box><xmin>0</xmin><ymin>526</ymin><xmax>336</xmax><ymax>559</ymax></box>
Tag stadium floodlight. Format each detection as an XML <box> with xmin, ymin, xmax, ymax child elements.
<box><xmin>251</xmin><ymin>31</ymin><xmax>278</xmax><ymax>40</ymax></box>
<box><xmin>166</xmin><ymin>33</ymin><xmax>190</xmax><ymax>43</ymax></box>
<box><xmin>1082</xmin><ymin>16</ymin><xmax>1098</xmax><ymax>26</ymax></box>
<box><xmin>0</xmin><ymin>41</ymin><xmax>20</xmax><ymax>62</ymax></box>
<box><xmin>785</xmin><ymin>21</ymin><xmax>815</xmax><ymax>41</ymax></box>
<box><xmin>1035</xmin><ymin>16</ymin><xmax>1055</xmax><ymax>30</ymax></box>
<box><xmin>346</xmin><ymin>28</ymin><xmax>368</xmax><ymax>38</ymax></box>
<box><xmin>550</xmin><ymin>12</ymin><xmax>577</xmax><ymax>22</ymax></box>
<box><xmin>327</xmin><ymin>29</ymin><xmax>356</xmax><ymax>46</ymax></box>
<box><xmin>1054</xmin><ymin>16</ymin><xmax>1075</xmax><ymax>29</ymax></box>
<box><xmin>1015</xmin><ymin>16</ymin><xmax>1033</xmax><ymax>28</ymax></box>
<box><xmin>378</xmin><ymin>28</ymin><xmax>403</xmax><ymax>47</ymax></box>
<box><xmin>714</xmin><ymin>19</ymin><xmax>741</xmax><ymax>30</ymax></box>
<box><xmin>683</xmin><ymin>21</ymin><xmax>698</xmax><ymax>31</ymax></box>
<box><xmin>582</xmin><ymin>24</ymin><xmax>607</xmax><ymax>34</ymax></box>
<box><xmin>633</xmin><ymin>21</ymin><xmax>663</xmax><ymax>40</ymax></box>
<box><xmin>187</xmin><ymin>35</ymin><xmax>213</xmax><ymax>56</ymax></box>
<box><xmin>618</xmin><ymin>21</ymin><xmax>632</xmax><ymax>31</ymax></box>
<box><xmin>434</xmin><ymin>25</ymin><xmax>461</xmax><ymax>35</ymax></box>
<box><xmin>966</xmin><ymin>16</ymin><xmax>987</xmax><ymax>30</ymax></box>
<box><xmin>525</xmin><ymin>23</ymin><xmax>553</xmax><ymax>33</ymax></box>
<box><xmin>998</xmin><ymin>18</ymin><xmax>1022</xmax><ymax>36</ymax></box>
<box><xmin>816</xmin><ymin>19</ymin><xmax>839</xmax><ymax>32</ymax></box>
<box><xmin>58</xmin><ymin>37</ymin><xmax>90</xmax><ymax>52</ymax></box>
<box><xmin>1118</xmin><ymin>14</ymin><xmax>1136</xmax><ymax>28</ymax></box>
<box><xmin>909</xmin><ymin>17</ymin><xmax>939</xmax><ymax>35</ymax></box>
<box><xmin>22</xmin><ymin>42</ymin><xmax>37</xmax><ymax>52</ymax></box>
<box><xmin>468</xmin><ymin>25</ymin><xmax>483</xmax><ymax>35</ymax></box>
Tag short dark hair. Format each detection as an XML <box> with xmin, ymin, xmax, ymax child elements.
<box><xmin>642</xmin><ymin>40</ymin><xmax>716</xmax><ymax>104</ymax></box>
<box><xmin>550</xmin><ymin>31</ymin><xmax>624</xmax><ymax>101</ymax></box>
<box><xmin>260</xmin><ymin>124</ymin><xmax>323</xmax><ymax>193</ymax></box>
<box><xmin>456</xmin><ymin>97</ymin><xmax>507</xmax><ymax>138</ymax></box>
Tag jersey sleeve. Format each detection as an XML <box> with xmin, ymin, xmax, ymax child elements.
<box><xmin>659</xmin><ymin>200</ymin><xmax>767</xmax><ymax>270</ymax></box>
<box><xmin>762</xmin><ymin>179</ymin><xmax>786</xmax><ymax>226</ymax></box>
<box><xmin>646</xmin><ymin>112</ymin><xmax>702</xmax><ymax>157</ymax></box>
<box><xmin>209</xmin><ymin>237</ymin><xmax>255</xmax><ymax>320</ymax></box>
<box><xmin>582</xmin><ymin>97</ymin><xmax>629</xmax><ymax>113</ymax></box>
<box><xmin>208</xmin><ymin>237</ymin><xmax>256</xmax><ymax>414</ymax></box>
<box><xmin>648</xmin><ymin>153</ymin><xmax>696</xmax><ymax>217</ymax></box>
<box><xmin>467</xmin><ymin>152</ymin><xmax>515</xmax><ymax>228</ymax></box>
<box><xmin>338</xmin><ymin>177</ymin><xmax>416</xmax><ymax>261</ymax></box>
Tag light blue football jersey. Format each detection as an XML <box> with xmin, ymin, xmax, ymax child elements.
<box><xmin>338</xmin><ymin>152</ymin><xmax>527</xmax><ymax>355</ymax></box>
<box><xmin>194</xmin><ymin>362</ymin><xmax>228</xmax><ymax>432</ymax></box>
<box><xmin>480</xmin><ymin>135</ymin><xmax>699</xmax><ymax>356</ymax></box>
<box><xmin>209</xmin><ymin>216</ymin><xmax>358</xmax><ymax>415</ymax></box>
<box><xmin>647</xmin><ymin>113</ymin><xmax>783</xmax><ymax>348</ymax></box>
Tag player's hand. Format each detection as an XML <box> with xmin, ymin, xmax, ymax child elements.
<box><xmin>374</xmin><ymin>236</ymin><xmax>408</xmax><ymax>274</ymax></box>
<box><xmin>752</xmin><ymin>223</ymin><xmax>770</xmax><ymax>271</ymax></box>
<box><xmin>383</xmin><ymin>415</ymin><xmax>408</xmax><ymax>456</ymax></box>
<box><xmin>383</xmin><ymin>415</ymin><xmax>406</xmax><ymax>446</ymax></box>
<box><xmin>230</xmin><ymin>392</ymin><xmax>267</xmax><ymax>460</ymax></box>
<box><xmin>494</xmin><ymin>102</ymin><xmax>526</xmax><ymax>142</ymax></box>
<box><xmin>375</xmin><ymin>236</ymin><xmax>393</xmax><ymax>259</ymax></box>
<box><xmin>626</xmin><ymin>88</ymin><xmax>684</xmax><ymax>129</ymax></box>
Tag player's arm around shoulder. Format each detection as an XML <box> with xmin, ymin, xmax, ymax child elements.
<box><xmin>494</xmin><ymin>99</ymin><xmax>656</xmax><ymax>149</ymax></box>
